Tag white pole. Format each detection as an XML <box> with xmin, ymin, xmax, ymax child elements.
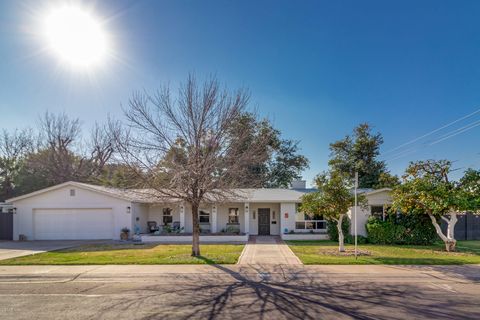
<box><xmin>354</xmin><ymin>171</ymin><xmax>358</xmax><ymax>260</ymax></box>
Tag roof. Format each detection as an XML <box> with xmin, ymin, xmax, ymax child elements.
<box><xmin>6</xmin><ymin>181</ymin><xmax>392</xmax><ymax>204</ymax></box>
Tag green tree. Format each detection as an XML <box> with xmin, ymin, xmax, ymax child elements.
<box><xmin>329</xmin><ymin>123</ymin><xmax>397</xmax><ymax>188</ymax></box>
<box><xmin>301</xmin><ymin>171</ymin><xmax>366</xmax><ymax>252</ymax></box>
<box><xmin>391</xmin><ymin>160</ymin><xmax>476</xmax><ymax>252</ymax></box>
<box><xmin>227</xmin><ymin>113</ymin><xmax>309</xmax><ymax>188</ymax></box>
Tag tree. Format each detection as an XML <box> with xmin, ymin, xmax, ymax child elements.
<box><xmin>391</xmin><ymin>160</ymin><xmax>476</xmax><ymax>252</ymax></box>
<box><xmin>300</xmin><ymin>171</ymin><xmax>366</xmax><ymax>252</ymax></box>
<box><xmin>226</xmin><ymin>113</ymin><xmax>309</xmax><ymax>188</ymax></box>
<box><xmin>109</xmin><ymin>75</ymin><xmax>270</xmax><ymax>256</ymax></box>
<box><xmin>329</xmin><ymin>123</ymin><xmax>396</xmax><ymax>188</ymax></box>
<box><xmin>9</xmin><ymin>113</ymin><xmax>114</xmax><ymax>196</ymax></box>
<box><xmin>26</xmin><ymin>112</ymin><xmax>113</xmax><ymax>186</ymax></box>
<box><xmin>0</xmin><ymin>129</ymin><xmax>34</xmax><ymax>201</ymax></box>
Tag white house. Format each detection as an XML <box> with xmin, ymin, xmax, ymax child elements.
<box><xmin>6</xmin><ymin>181</ymin><xmax>392</xmax><ymax>242</ymax></box>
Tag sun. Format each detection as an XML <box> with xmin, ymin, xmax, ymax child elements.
<box><xmin>43</xmin><ymin>5</ymin><xmax>109</xmax><ymax>69</ymax></box>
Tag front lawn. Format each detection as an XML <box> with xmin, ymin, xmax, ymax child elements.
<box><xmin>286</xmin><ymin>240</ymin><xmax>480</xmax><ymax>265</ymax></box>
<box><xmin>0</xmin><ymin>243</ymin><xmax>245</xmax><ymax>265</ymax></box>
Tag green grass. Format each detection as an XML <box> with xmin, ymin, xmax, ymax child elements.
<box><xmin>0</xmin><ymin>243</ymin><xmax>245</xmax><ymax>265</ymax></box>
<box><xmin>286</xmin><ymin>240</ymin><xmax>480</xmax><ymax>265</ymax></box>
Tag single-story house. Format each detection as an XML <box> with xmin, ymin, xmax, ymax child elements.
<box><xmin>6</xmin><ymin>181</ymin><xmax>392</xmax><ymax>242</ymax></box>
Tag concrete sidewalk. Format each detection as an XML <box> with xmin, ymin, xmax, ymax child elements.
<box><xmin>0</xmin><ymin>264</ymin><xmax>479</xmax><ymax>283</ymax></box>
<box><xmin>237</xmin><ymin>236</ymin><xmax>302</xmax><ymax>265</ymax></box>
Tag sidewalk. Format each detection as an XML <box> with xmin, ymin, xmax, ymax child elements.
<box><xmin>237</xmin><ymin>236</ymin><xmax>302</xmax><ymax>265</ymax></box>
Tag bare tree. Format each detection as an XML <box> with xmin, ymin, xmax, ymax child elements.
<box><xmin>110</xmin><ymin>75</ymin><xmax>270</xmax><ymax>256</ymax></box>
<box><xmin>0</xmin><ymin>128</ymin><xmax>34</xmax><ymax>200</ymax></box>
<box><xmin>27</xmin><ymin>112</ymin><xmax>114</xmax><ymax>185</ymax></box>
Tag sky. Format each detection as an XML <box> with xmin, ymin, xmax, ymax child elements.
<box><xmin>0</xmin><ymin>0</ymin><xmax>479</xmax><ymax>186</ymax></box>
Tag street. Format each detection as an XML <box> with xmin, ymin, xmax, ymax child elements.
<box><xmin>0</xmin><ymin>264</ymin><xmax>479</xmax><ymax>319</ymax></box>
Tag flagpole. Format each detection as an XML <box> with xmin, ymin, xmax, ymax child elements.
<box><xmin>354</xmin><ymin>171</ymin><xmax>358</xmax><ymax>260</ymax></box>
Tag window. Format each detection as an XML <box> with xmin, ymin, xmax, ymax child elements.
<box><xmin>228</xmin><ymin>208</ymin><xmax>239</xmax><ymax>224</ymax></box>
<box><xmin>163</xmin><ymin>208</ymin><xmax>173</xmax><ymax>225</ymax></box>
<box><xmin>70</xmin><ymin>189</ymin><xmax>75</xmax><ymax>196</ymax></box>
<box><xmin>199</xmin><ymin>210</ymin><xmax>210</xmax><ymax>223</ymax></box>
<box><xmin>371</xmin><ymin>205</ymin><xmax>384</xmax><ymax>220</ymax></box>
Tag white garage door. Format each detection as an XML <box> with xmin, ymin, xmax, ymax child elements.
<box><xmin>33</xmin><ymin>209</ymin><xmax>114</xmax><ymax>240</ymax></box>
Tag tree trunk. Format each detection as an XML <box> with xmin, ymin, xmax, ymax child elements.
<box><xmin>191</xmin><ymin>203</ymin><xmax>201</xmax><ymax>256</ymax></box>
<box><xmin>428</xmin><ymin>213</ymin><xmax>457</xmax><ymax>252</ymax></box>
<box><xmin>337</xmin><ymin>214</ymin><xmax>345</xmax><ymax>252</ymax></box>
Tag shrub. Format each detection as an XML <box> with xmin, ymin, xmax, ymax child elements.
<box><xmin>366</xmin><ymin>214</ymin><xmax>437</xmax><ymax>245</ymax></box>
<box><xmin>327</xmin><ymin>216</ymin><xmax>350</xmax><ymax>242</ymax></box>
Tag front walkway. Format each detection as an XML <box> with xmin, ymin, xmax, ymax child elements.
<box><xmin>237</xmin><ymin>236</ymin><xmax>302</xmax><ymax>265</ymax></box>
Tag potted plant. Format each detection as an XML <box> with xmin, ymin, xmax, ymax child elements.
<box><xmin>120</xmin><ymin>227</ymin><xmax>130</xmax><ymax>240</ymax></box>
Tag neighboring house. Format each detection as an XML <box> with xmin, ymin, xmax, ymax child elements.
<box><xmin>6</xmin><ymin>181</ymin><xmax>392</xmax><ymax>242</ymax></box>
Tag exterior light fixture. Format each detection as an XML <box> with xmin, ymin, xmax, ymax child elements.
<box><xmin>126</xmin><ymin>206</ymin><xmax>131</xmax><ymax>214</ymax></box>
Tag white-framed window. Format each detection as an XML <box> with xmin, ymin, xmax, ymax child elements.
<box><xmin>163</xmin><ymin>208</ymin><xmax>173</xmax><ymax>225</ymax></box>
<box><xmin>228</xmin><ymin>208</ymin><xmax>239</xmax><ymax>224</ymax></box>
<box><xmin>199</xmin><ymin>210</ymin><xmax>210</xmax><ymax>223</ymax></box>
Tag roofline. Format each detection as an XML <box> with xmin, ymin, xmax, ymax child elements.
<box><xmin>6</xmin><ymin>181</ymin><xmax>134</xmax><ymax>203</ymax></box>
<box><xmin>363</xmin><ymin>188</ymin><xmax>392</xmax><ymax>196</ymax></box>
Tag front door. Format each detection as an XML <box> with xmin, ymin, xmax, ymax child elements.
<box><xmin>258</xmin><ymin>208</ymin><xmax>270</xmax><ymax>235</ymax></box>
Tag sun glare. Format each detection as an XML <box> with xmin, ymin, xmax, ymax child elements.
<box><xmin>43</xmin><ymin>5</ymin><xmax>109</xmax><ymax>69</ymax></box>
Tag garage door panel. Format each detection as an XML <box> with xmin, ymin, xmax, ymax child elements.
<box><xmin>33</xmin><ymin>209</ymin><xmax>113</xmax><ymax>240</ymax></box>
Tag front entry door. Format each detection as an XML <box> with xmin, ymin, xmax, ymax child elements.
<box><xmin>258</xmin><ymin>208</ymin><xmax>270</xmax><ymax>235</ymax></box>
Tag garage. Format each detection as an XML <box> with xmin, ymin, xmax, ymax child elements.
<box><xmin>33</xmin><ymin>208</ymin><xmax>114</xmax><ymax>240</ymax></box>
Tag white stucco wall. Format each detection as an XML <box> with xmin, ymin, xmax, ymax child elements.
<box><xmin>280</xmin><ymin>202</ymin><xmax>297</xmax><ymax>235</ymax></box>
<box><xmin>147</xmin><ymin>204</ymin><xmax>181</xmax><ymax>227</ymax></box>
<box><xmin>12</xmin><ymin>185</ymin><xmax>132</xmax><ymax>240</ymax></box>
<box><xmin>216</xmin><ymin>204</ymin><xmax>245</xmax><ymax>233</ymax></box>
<box><xmin>132</xmin><ymin>203</ymin><xmax>149</xmax><ymax>234</ymax></box>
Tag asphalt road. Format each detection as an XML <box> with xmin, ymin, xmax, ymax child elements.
<box><xmin>0</xmin><ymin>265</ymin><xmax>479</xmax><ymax>320</ymax></box>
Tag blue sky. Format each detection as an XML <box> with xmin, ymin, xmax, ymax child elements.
<box><xmin>1</xmin><ymin>0</ymin><xmax>479</xmax><ymax>185</ymax></box>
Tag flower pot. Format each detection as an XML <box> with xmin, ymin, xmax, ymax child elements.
<box><xmin>120</xmin><ymin>232</ymin><xmax>129</xmax><ymax>240</ymax></box>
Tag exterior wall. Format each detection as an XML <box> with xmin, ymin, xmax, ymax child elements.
<box><xmin>280</xmin><ymin>203</ymin><xmax>297</xmax><ymax>234</ymax></box>
<box><xmin>147</xmin><ymin>204</ymin><xmax>181</xmax><ymax>228</ymax></box>
<box><xmin>249</xmin><ymin>203</ymin><xmax>281</xmax><ymax>235</ymax></box>
<box><xmin>12</xmin><ymin>185</ymin><xmax>132</xmax><ymax>240</ymax></box>
<box><xmin>216</xmin><ymin>203</ymin><xmax>245</xmax><ymax>233</ymax></box>
<box><xmin>347</xmin><ymin>206</ymin><xmax>370</xmax><ymax>237</ymax></box>
<box><xmin>132</xmin><ymin>203</ymin><xmax>149</xmax><ymax>234</ymax></box>
<box><xmin>141</xmin><ymin>234</ymin><xmax>248</xmax><ymax>243</ymax></box>
<box><xmin>282</xmin><ymin>233</ymin><xmax>329</xmax><ymax>241</ymax></box>
<box><xmin>348</xmin><ymin>190</ymin><xmax>393</xmax><ymax>237</ymax></box>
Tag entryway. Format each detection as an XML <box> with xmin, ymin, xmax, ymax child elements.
<box><xmin>237</xmin><ymin>236</ymin><xmax>302</xmax><ymax>265</ymax></box>
<box><xmin>257</xmin><ymin>208</ymin><xmax>270</xmax><ymax>235</ymax></box>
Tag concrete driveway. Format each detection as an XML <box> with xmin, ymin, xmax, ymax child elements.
<box><xmin>0</xmin><ymin>241</ymin><xmax>101</xmax><ymax>260</ymax></box>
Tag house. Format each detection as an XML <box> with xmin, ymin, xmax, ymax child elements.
<box><xmin>6</xmin><ymin>181</ymin><xmax>392</xmax><ymax>242</ymax></box>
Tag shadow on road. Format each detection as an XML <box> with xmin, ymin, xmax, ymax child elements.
<box><xmin>99</xmin><ymin>264</ymin><xmax>480</xmax><ymax>320</ymax></box>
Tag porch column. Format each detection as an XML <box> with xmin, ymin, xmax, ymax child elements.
<box><xmin>179</xmin><ymin>203</ymin><xmax>185</xmax><ymax>233</ymax></box>
<box><xmin>211</xmin><ymin>205</ymin><xmax>217</xmax><ymax>233</ymax></box>
<box><xmin>244</xmin><ymin>203</ymin><xmax>250</xmax><ymax>234</ymax></box>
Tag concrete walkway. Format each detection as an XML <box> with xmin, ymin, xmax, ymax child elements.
<box><xmin>237</xmin><ymin>236</ymin><xmax>302</xmax><ymax>265</ymax></box>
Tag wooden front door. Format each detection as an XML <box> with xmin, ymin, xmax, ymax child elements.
<box><xmin>258</xmin><ymin>208</ymin><xmax>270</xmax><ymax>235</ymax></box>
